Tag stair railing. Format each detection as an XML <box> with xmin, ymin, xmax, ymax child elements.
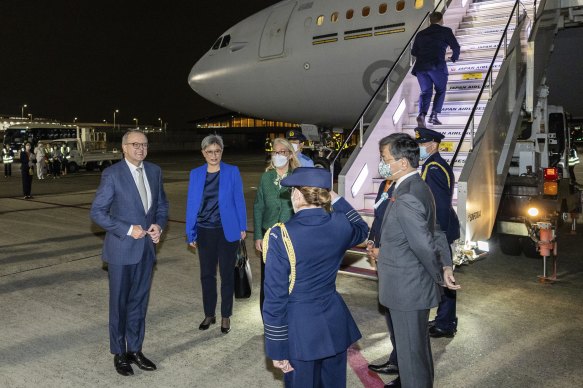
<box><xmin>449</xmin><ymin>0</ymin><xmax>530</xmax><ymax>168</ymax></box>
<box><xmin>330</xmin><ymin>0</ymin><xmax>453</xmax><ymax>186</ymax></box>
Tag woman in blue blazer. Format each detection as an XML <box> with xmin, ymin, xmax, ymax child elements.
<box><xmin>186</xmin><ymin>134</ymin><xmax>247</xmax><ymax>334</ymax></box>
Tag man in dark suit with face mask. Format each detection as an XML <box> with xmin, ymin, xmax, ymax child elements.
<box><xmin>376</xmin><ymin>133</ymin><xmax>459</xmax><ymax>387</ymax></box>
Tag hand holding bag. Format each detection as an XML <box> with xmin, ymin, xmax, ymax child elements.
<box><xmin>234</xmin><ymin>239</ymin><xmax>252</xmax><ymax>299</ymax></box>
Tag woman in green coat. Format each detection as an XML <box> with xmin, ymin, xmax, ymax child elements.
<box><xmin>254</xmin><ymin>137</ymin><xmax>300</xmax><ymax>315</ymax></box>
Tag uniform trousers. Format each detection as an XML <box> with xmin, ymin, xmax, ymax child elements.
<box><xmin>197</xmin><ymin>226</ymin><xmax>238</xmax><ymax>318</ymax></box>
<box><xmin>4</xmin><ymin>163</ymin><xmax>12</xmax><ymax>176</ymax></box>
<box><xmin>284</xmin><ymin>350</ymin><xmax>347</xmax><ymax>388</ymax></box>
<box><xmin>390</xmin><ymin>308</ymin><xmax>434</xmax><ymax>388</ymax></box>
<box><xmin>417</xmin><ymin>69</ymin><xmax>448</xmax><ymax>115</ymax></box>
<box><xmin>108</xmin><ymin>249</ymin><xmax>155</xmax><ymax>354</ymax></box>
<box><xmin>434</xmin><ymin>245</ymin><xmax>457</xmax><ymax>331</ymax></box>
<box><xmin>434</xmin><ymin>288</ymin><xmax>457</xmax><ymax>331</ymax></box>
<box><xmin>21</xmin><ymin>168</ymin><xmax>33</xmax><ymax>196</ymax></box>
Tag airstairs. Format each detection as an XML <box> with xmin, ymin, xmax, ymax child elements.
<box><xmin>337</xmin><ymin>0</ymin><xmax>537</xmax><ymax>278</ymax></box>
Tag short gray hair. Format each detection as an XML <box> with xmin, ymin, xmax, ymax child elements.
<box><xmin>201</xmin><ymin>134</ymin><xmax>224</xmax><ymax>150</ymax></box>
<box><xmin>122</xmin><ymin>129</ymin><xmax>147</xmax><ymax>144</ymax></box>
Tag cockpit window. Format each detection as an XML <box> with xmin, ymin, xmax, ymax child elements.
<box><xmin>331</xmin><ymin>12</ymin><xmax>339</xmax><ymax>22</ymax></box>
<box><xmin>212</xmin><ymin>37</ymin><xmax>222</xmax><ymax>50</ymax></box>
<box><xmin>220</xmin><ymin>34</ymin><xmax>231</xmax><ymax>48</ymax></box>
<box><xmin>316</xmin><ymin>15</ymin><xmax>324</xmax><ymax>26</ymax></box>
<box><xmin>362</xmin><ymin>6</ymin><xmax>370</xmax><ymax>17</ymax></box>
<box><xmin>379</xmin><ymin>3</ymin><xmax>388</xmax><ymax>14</ymax></box>
<box><xmin>346</xmin><ymin>9</ymin><xmax>354</xmax><ymax>20</ymax></box>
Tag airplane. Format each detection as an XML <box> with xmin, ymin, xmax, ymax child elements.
<box><xmin>188</xmin><ymin>0</ymin><xmax>439</xmax><ymax>129</ymax></box>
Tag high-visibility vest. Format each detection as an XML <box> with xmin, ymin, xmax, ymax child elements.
<box><xmin>2</xmin><ymin>149</ymin><xmax>14</xmax><ymax>163</ymax></box>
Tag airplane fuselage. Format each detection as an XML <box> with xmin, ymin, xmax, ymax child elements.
<box><xmin>189</xmin><ymin>0</ymin><xmax>434</xmax><ymax>127</ymax></box>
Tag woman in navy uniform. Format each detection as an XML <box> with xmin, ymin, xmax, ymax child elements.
<box><xmin>262</xmin><ymin>167</ymin><xmax>368</xmax><ymax>388</ymax></box>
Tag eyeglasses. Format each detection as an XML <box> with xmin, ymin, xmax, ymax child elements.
<box><xmin>126</xmin><ymin>142</ymin><xmax>148</xmax><ymax>149</ymax></box>
<box><xmin>204</xmin><ymin>149</ymin><xmax>222</xmax><ymax>156</ymax></box>
<box><xmin>272</xmin><ymin>150</ymin><xmax>290</xmax><ymax>156</ymax></box>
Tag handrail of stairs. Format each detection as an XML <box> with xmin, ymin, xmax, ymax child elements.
<box><xmin>330</xmin><ymin>0</ymin><xmax>453</xmax><ymax>186</ymax></box>
<box><xmin>449</xmin><ymin>0</ymin><xmax>529</xmax><ymax>169</ymax></box>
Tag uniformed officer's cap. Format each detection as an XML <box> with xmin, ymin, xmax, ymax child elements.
<box><xmin>281</xmin><ymin>167</ymin><xmax>331</xmax><ymax>190</ymax></box>
<box><xmin>286</xmin><ymin>130</ymin><xmax>306</xmax><ymax>141</ymax></box>
<box><xmin>415</xmin><ymin>127</ymin><xmax>444</xmax><ymax>143</ymax></box>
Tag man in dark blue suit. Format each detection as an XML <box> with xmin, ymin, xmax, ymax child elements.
<box><xmin>91</xmin><ymin>130</ymin><xmax>169</xmax><ymax>376</ymax></box>
<box><xmin>415</xmin><ymin>127</ymin><xmax>461</xmax><ymax>338</ymax></box>
<box><xmin>412</xmin><ymin>12</ymin><xmax>460</xmax><ymax>127</ymax></box>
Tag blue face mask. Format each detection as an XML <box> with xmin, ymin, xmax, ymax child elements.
<box><xmin>419</xmin><ymin>146</ymin><xmax>429</xmax><ymax>161</ymax></box>
<box><xmin>378</xmin><ymin>160</ymin><xmax>392</xmax><ymax>178</ymax></box>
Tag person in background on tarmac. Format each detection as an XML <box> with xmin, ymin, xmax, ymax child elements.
<box><xmin>264</xmin><ymin>136</ymin><xmax>273</xmax><ymax>162</ymax></box>
<box><xmin>262</xmin><ymin>167</ymin><xmax>368</xmax><ymax>388</ymax></box>
<box><xmin>3</xmin><ymin>144</ymin><xmax>14</xmax><ymax>178</ymax></box>
<box><xmin>286</xmin><ymin>130</ymin><xmax>314</xmax><ymax>167</ymax></box>
<box><xmin>412</xmin><ymin>11</ymin><xmax>460</xmax><ymax>128</ymax></box>
<box><xmin>60</xmin><ymin>143</ymin><xmax>69</xmax><ymax>175</ymax></box>
<box><xmin>34</xmin><ymin>142</ymin><xmax>46</xmax><ymax>180</ymax></box>
<box><xmin>253</xmin><ymin>138</ymin><xmax>300</xmax><ymax>317</ymax></box>
<box><xmin>415</xmin><ymin>127</ymin><xmax>461</xmax><ymax>339</ymax></box>
<box><xmin>20</xmin><ymin>142</ymin><xmax>34</xmax><ymax>199</ymax></box>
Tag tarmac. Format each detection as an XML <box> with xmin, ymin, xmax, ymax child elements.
<box><xmin>1</xmin><ymin>151</ymin><xmax>583</xmax><ymax>388</ymax></box>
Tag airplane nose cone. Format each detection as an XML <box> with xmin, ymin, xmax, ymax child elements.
<box><xmin>188</xmin><ymin>56</ymin><xmax>227</xmax><ymax>105</ymax></box>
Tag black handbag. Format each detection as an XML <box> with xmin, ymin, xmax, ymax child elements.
<box><xmin>234</xmin><ymin>240</ymin><xmax>252</xmax><ymax>299</ymax></box>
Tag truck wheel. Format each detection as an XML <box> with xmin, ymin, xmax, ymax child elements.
<box><xmin>521</xmin><ymin>237</ymin><xmax>540</xmax><ymax>258</ymax></box>
<box><xmin>85</xmin><ymin>162</ymin><xmax>96</xmax><ymax>172</ymax></box>
<box><xmin>99</xmin><ymin>161</ymin><xmax>112</xmax><ymax>171</ymax></box>
<box><xmin>68</xmin><ymin>162</ymin><xmax>78</xmax><ymax>173</ymax></box>
<box><xmin>313</xmin><ymin>158</ymin><xmax>330</xmax><ymax>170</ymax></box>
<box><xmin>498</xmin><ymin>234</ymin><xmax>522</xmax><ymax>256</ymax></box>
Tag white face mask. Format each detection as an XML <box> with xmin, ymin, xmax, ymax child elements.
<box><xmin>272</xmin><ymin>154</ymin><xmax>288</xmax><ymax>168</ymax></box>
<box><xmin>291</xmin><ymin>143</ymin><xmax>299</xmax><ymax>152</ymax></box>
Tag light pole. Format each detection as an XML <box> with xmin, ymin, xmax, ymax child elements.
<box><xmin>73</xmin><ymin>117</ymin><xmax>77</xmax><ymax>123</ymax></box>
<box><xmin>28</xmin><ymin>113</ymin><xmax>32</xmax><ymax>121</ymax></box>
<box><xmin>113</xmin><ymin>109</ymin><xmax>119</xmax><ymax>132</ymax></box>
<box><xmin>21</xmin><ymin>104</ymin><xmax>27</xmax><ymax>118</ymax></box>
<box><xmin>158</xmin><ymin>117</ymin><xmax>163</xmax><ymax>132</ymax></box>
<box><xmin>133</xmin><ymin>117</ymin><xmax>138</xmax><ymax>128</ymax></box>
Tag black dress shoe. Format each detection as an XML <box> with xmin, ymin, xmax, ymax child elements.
<box><xmin>428</xmin><ymin>319</ymin><xmax>436</xmax><ymax>327</ymax></box>
<box><xmin>428</xmin><ymin>113</ymin><xmax>442</xmax><ymax>125</ymax></box>
<box><xmin>429</xmin><ymin>325</ymin><xmax>456</xmax><ymax>338</ymax></box>
<box><xmin>126</xmin><ymin>351</ymin><xmax>157</xmax><ymax>371</ymax></box>
<box><xmin>199</xmin><ymin>316</ymin><xmax>216</xmax><ymax>330</ymax></box>
<box><xmin>113</xmin><ymin>354</ymin><xmax>134</xmax><ymax>376</ymax></box>
<box><xmin>416</xmin><ymin>114</ymin><xmax>426</xmax><ymax>128</ymax></box>
<box><xmin>221</xmin><ymin>317</ymin><xmax>231</xmax><ymax>334</ymax></box>
<box><xmin>385</xmin><ymin>376</ymin><xmax>401</xmax><ymax>387</ymax></box>
<box><xmin>368</xmin><ymin>360</ymin><xmax>399</xmax><ymax>374</ymax></box>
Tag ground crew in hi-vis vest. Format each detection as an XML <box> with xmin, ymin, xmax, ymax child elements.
<box><xmin>415</xmin><ymin>127</ymin><xmax>461</xmax><ymax>338</ymax></box>
<box><xmin>262</xmin><ymin>167</ymin><xmax>368</xmax><ymax>388</ymax></box>
<box><xmin>3</xmin><ymin>144</ymin><xmax>14</xmax><ymax>177</ymax></box>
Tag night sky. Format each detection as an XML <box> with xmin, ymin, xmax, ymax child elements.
<box><xmin>0</xmin><ymin>0</ymin><xmax>278</xmax><ymax>129</ymax></box>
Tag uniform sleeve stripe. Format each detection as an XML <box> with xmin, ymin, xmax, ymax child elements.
<box><xmin>264</xmin><ymin>324</ymin><xmax>288</xmax><ymax>329</ymax></box>
<box><xmin>265</xmin><ymin>337</ymin><xmax>288</xmax><ymax>341</ymax></box>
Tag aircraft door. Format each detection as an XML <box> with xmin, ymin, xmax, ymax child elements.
<box><xmin>259</xmin><ymin>2</ymin><xmax>296</xmax><ymax>59</ymax></box>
